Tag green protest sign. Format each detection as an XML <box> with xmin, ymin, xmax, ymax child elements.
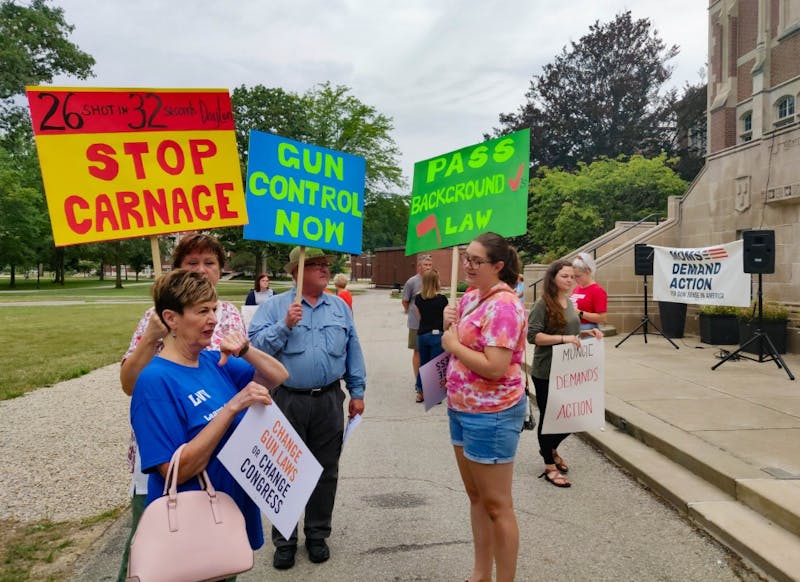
<box><xmin>404</xmin><ymin>129</ymin><xmax>530</xmax><ymax>255</ymax></box>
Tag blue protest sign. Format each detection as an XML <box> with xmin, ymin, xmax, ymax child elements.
<box><xmin>244</xmin><ymin>130</ymin><xmax>366</xmax><ymax>254</ymax></box>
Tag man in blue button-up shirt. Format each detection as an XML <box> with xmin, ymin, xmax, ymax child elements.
<box><xmin>248</xmin><ymin>246</ymin><xmax>366</xmax><ymax>570</ymax></box>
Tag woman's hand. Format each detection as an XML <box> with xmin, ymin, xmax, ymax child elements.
<box><xmin>143</xmin><ymin>311</ymin><xmax>168</xmax><ymax>344</ymax></box>
<box><xmin>443</xmin><ymin>305</ymin><xmax>458</xmax><ymax>329</ymax></box>
<box><xmin>218</xmin><ymin>332</ymin><xmax>250</xmax><ymax>366</ymax></box>
<box><xmin>585</xmin><ymin>328</ymin><xmax>604</xmax><ymax>340</ymax></box>
<box><xmin>441</xmin><ymin>325</ymin><xmax>460</xmax><ymax>354</ymax></box>
<box><xmin>158</xmin><ymin>380</ymin><xmax>274</xmax><ymax>483</ymax></box>
<box><xmin>226</xmin><ymin>381</ymin><xmax>273</xmax><ymax>414</ymax></box>
<box><xmin>566</xmin><ymin>334</ymin><xmax>582</xmax><ymax>348</ymax></box>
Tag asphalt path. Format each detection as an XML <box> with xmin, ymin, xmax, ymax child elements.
<box><xmin>74</xmin><ymin>288</ymin><xmax>755</xmax><ymax>581</ymax></box>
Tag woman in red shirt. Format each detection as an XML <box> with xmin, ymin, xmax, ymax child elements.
<box><xmin>570</xmin><ymin>252</ymin><xmax>607</xmax><ymax>331</ymax></box>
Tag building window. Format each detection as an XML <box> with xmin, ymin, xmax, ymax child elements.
<box><xmin>774</xmin><ymin>96</ymin><xmax>796</xmax><ymax>127</ymax></box>
<box><xmin>740</xmin><ymin>111</ymin><xmax>752</xmax><ymax>142</ymax></box>
<box><xmin>779</xmin><ymin>0</ymin><xmax>800</xmax><ymax>35</ymax></box>
<box><xmin>777</xmin><ymin>96</ymin><xmax>795</xmax><ymax>119</ymax></box>
<box><xmin>688</xmin><ymin>123</ymin><xmax>707</xmax><ymax>156</ymax></box>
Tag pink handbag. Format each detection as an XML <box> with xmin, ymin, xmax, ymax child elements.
<box><xmin>127</xmin><ymin>444</ymin><xmax>254</xmax><ymax>582</ymax></box>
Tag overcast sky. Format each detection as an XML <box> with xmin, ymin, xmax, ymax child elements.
<box><xmin>52</xmin><ymin>0</ymin><xmax>709</xmax><ymax>188</ymax></box>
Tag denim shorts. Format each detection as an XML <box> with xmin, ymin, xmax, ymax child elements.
<box><xmin>448</xmin><ymin>395</ymin><xmax>526</xmax><ymax>464</ymax></box>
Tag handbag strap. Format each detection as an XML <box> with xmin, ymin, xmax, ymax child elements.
<box><xmin>162</xmin><ymin>444</ymin><xmax>217</xmax><ymax>497</ymax></box>
<box><xmin>461</xmin><ymin>287</ymin><xmax>514</xmax><ymax>319</ymax></box>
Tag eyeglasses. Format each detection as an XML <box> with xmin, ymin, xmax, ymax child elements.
<box><xmin>305</xmin><ymin>261</ymin><xmax>330</xmax><ymax>270</ymax></box>
<box><xmin>461</xmin><ymin>254</ymin><xmax>493</xmax><ymax>268</ymax></box>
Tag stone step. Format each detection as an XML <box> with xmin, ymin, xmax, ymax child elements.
<box><xmin>584</xmin><ymin>422</ymin><xmax>800</xmax><ymax>581</ymax></box>
<box><xmin>597</xmin><ymin>395</ymin><xmax>800</xmax><ymax>539</ymax></box>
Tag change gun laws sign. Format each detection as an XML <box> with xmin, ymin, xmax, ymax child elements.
<box><xmin>540</xmin><ymin>338</ymin><xmax>605</xmax><ymax>434</ymax></box>
<box><xmin>25</xmin><ymin>87</ymin><xmax>248</xmax><ymax>246</ymax></box>
<box><xmin>218</xmin><ymin>404</ymin><xmax>323</xmax><ymax>539</ymax></box>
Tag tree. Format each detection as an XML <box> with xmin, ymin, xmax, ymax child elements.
<box><xmin>491</xmin><ymin>11</ymin><xmax>678</xmax><ymax>171</ymax></box>
<box><xmin>0</xmin><ymin>147</ymin><xmax>46</xmax><ymax>286</ymax></box>
<box><xmin>1</xmin><ymin>0</ymin><xmax>94</xmax><ymax>283</ymax></box>
<box><xmin>299</xmin><ymin>82</ymin><xmax>405</xmax><ymax>194</ymax></box>
<box><xmin>672</xmin><ymin>81</ymin><xmax>707</xmax><ymax>182</ymax></box>
<box><xmin>123</xmin><ymin>237</ymin><xmax>155</xmax><ymax>281</ymax></box>
<box><xmin>526</xmin><ymin>154</ymin><xmax>686</xmax><ymax>258</ymax></box>
<box><xmin>225</xmin><ymin>82</ymin><xmax>406</xmax><ymax>265</ymax></box>
<box><xmin>230</xmin><ymin>85</ymin><xmax>311</xmax><ymax>176</ymax></box>
<box><xmin>362</xmin><ymin>192</ymin><xmax>409</xmax><ymax>251</ymax></box>
<box><xmin>0</xmin><ymin>0</ymin><xmax>95</xmax><ymax>102</ymax></box>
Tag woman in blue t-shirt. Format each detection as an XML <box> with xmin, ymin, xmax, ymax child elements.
<box><xmin>413</xmin><ymin>269</ymin><xmax>449</xmax><ymax>402</ymax></box>
<box><xmin>130</xmin><ymin>269</ymin><xmax>289</xmax><ymax>553</ymax></box>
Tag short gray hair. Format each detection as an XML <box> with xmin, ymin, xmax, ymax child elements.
<box><xmin>333</xmin><ymin>273</ymin><xmax>348</xmax><ymax>288</ymax></box>
<box><xmin>572</xmin><ymin>252</ymin><xmax>596</xmax><ymax>275</ymax></box>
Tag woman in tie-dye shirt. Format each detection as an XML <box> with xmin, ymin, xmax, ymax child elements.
<box><xmin>441</xmin><ymin>232</ymin><xmax>526</xmax><ymax>582</ymax></box>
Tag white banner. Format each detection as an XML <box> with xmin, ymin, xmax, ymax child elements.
<box><xmin>652</xmin><ymin>240</ymin><xmax>750</xmax><ymax>307</ymax></box>
<box><xmin>540</xmin><ymin>338</ymin><xmax>605</xmax><ymax>434</ymax></box>
<box><xmin>218</xmin><ymin>404</ymin><xmax>322</xmax><ymax>540</ymax></box>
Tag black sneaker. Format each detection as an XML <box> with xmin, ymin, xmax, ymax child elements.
<box><xmin>273</xmin><ymin>545</ymin><xmax>297</xmax><ymax>570</ymax></box>
<box><xmin>305</xmin><ymin>539</ymin><xmax>330</xmax><ymax>563</ymax></box>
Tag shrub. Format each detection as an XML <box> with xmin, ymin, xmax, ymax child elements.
<box><xmin>736</xmin><ymin>301</ymin><xmax>789</xmax><ymax>322</ymax></box>
<box><xmin>697</xmin><ymin>305</ymin><xmax>740</xmax><ymax>316</ymax></box>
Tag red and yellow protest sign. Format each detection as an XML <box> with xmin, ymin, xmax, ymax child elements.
<box><xmin>26</xmin><ymin>87</ymin><xmax>247</xmax><ymax>246</ymax></box>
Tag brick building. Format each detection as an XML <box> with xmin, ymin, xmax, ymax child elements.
<box><xmin>524</xmin><ymin>0</ymin><xmax>800</xmax><ymax>351</ymax></box>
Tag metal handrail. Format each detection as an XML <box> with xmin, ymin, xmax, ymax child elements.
<box><xmin>527</xmin><ymin>212</ymin><xmax>662</xmax><ymax>302</ymax></box>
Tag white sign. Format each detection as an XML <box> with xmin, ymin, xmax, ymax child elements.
<box><xmin>241</xmin><ymin>305</ymin><xmax>258</xmax><ymax>330</ymax></box>
<box><xmin>218</xmin><ymin>404</ymin><xmax>322</xmax><ymax>540</ymax></box>
<box><xmin>420</xmin><ymin>352</ymin><xmax>449</xmax><ymax>411</ymax></box>
<box><xmin>541</xmin><ymin>338</ymin><xmax>605</xmax><ymax>434</ymax></box>
<box><xmin>343</xmin><ymin>413</ymin><xmax>362</xmax><ymax>446</ymax></box>
<box><xmin>652</xmin><ymin>241</ymin><xmax>750</xmax><ymax>307</ymax></box>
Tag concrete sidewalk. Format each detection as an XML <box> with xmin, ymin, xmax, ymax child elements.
<box><xmin>585</xmin><ymin>330</ymin><xmax>800</xmax><ymax>581</ymax></box>
<box><xmin>69</xmin><ymin>289</ymin><xmax>800</xmax><ymax>581</ymax></box>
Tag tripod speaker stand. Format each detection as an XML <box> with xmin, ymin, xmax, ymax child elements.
<box><xmin>615</xmin><ymin>244</ymin><xmax>679</xmax><ymax>350</ymax></box>
<box><xmin>615</xmin><ymin>274</ymin><xmax>680</xmax><ymax>349</ymax></box>
<box><xmin>711</xmin><ymin>272</ymin><xmax>794</xmax><ymax>380</ymax></box>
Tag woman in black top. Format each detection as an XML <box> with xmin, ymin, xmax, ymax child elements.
<box><xmin>413</xmin><ymin>269</ymin><xmax>448</xmax><ymax>402</ymax></box>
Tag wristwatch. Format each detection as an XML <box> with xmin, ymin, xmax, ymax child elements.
<box><xmin>579</xmin><ymin>311</ymin><xmax>584</xmax><ymax>319</ymax></box>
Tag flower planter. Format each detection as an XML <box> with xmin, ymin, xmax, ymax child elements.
<box><xmin>699</xmin><ymin>314</ymin><xmax>739</xmax><ymax>345</ymax></box>
<box><xmin>738</xmin><ymin>320</ymin><xmax>787</xmax><ymax>354</ymax></box>
<box><xmin>658</xmin><ymin>301</ymin><xmax>687</xmax><ymax>338</ymax></box>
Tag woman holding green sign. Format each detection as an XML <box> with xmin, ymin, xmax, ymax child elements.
<box><xmin>442</xmin><ymin>232</ymin><xmax>526</xmax><ymax>582</ymax></box>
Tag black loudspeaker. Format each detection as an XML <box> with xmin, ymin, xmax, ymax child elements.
<box><xmin>634</xmin><ymin>243</ymin><xmax>653</xmax><ymax>276</ymax></box>
<box><xmin>743</xmin><ymin>230</ymin><xmax>775</xmax><ymax>274</ymax></box>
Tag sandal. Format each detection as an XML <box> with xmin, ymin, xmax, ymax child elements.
<box><xmin>415</xmin><ymin>392</ymin><xmax>424</xmax><ymax>403</ymax></box>
<box><xmin>552</xmin><ymin>451</ymin><xmax>569</xmax><ymax>474</ymax></box>
<box><xmin>538</xmin><ymin>449</ymin><xmax>569</xmax><ymax>474</ymax></box>
<box><xmin>539</xmin><ymin>468</ymin><xmax>571</xmax><ymax>488</ymax></box>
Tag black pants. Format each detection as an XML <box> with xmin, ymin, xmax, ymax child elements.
<box><xmin>271</xmin><ymin>382</ymin><xmax>346</xmax><ymax>548</ymax></box>
<box><xmin>532</xmin><ymin>376</ymin><xmax>570</xmax><ymax>465</ymax></box>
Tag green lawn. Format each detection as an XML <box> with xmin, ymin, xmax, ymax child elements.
<box><xmin>0</xmin><ymin>277</ymin><xmax>293</xmax><ymax>400</ymax></box>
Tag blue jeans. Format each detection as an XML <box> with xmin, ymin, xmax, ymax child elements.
<box><xmin>448</xmin><ymin>395</ymin><xmax>526</xmax><ymax>464</ymax></box>
<box><xmin>416</xmin><ymin>332</ymin><xmax>444</xmax><ymax>392</ymax></box>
